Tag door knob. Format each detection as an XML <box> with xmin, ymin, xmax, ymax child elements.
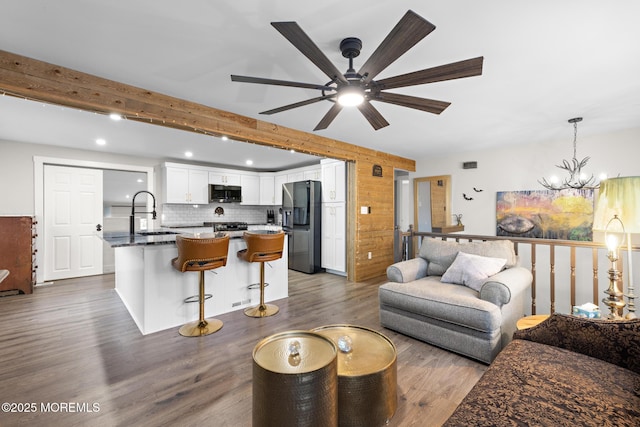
<box><xmin>96</xmin><ymin>224</ymin><xmax>102</xmax><ymax>231</ymax></box>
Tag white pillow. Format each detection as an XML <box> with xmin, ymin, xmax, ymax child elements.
<box><xmin>440</xmin><ymin>251</ymin><xmax>507</xmax><ymax>291</ymax></box>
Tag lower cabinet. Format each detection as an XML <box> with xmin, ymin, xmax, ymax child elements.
<box><xmin>321</xmin><ymin>202</ymin><xmax>346</xmax><ymax>274</ymax></box>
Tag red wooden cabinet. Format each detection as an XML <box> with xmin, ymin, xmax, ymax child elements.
<box><xmin>0</xmin><ymin>216</ymin><xmax>36</xmax><ymax>295</ymax></box>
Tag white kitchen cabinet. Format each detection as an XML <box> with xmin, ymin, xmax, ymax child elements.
<box><xmin>259</xmin><ymin>175</ymin><xmax>275</xmax><ymax>205</ymax></box>
<box><xmin>274</xmin><ymin>173</ymin><xmax>288</xmax><ymax>205</ymax></box>
<box><xmin>321</xmin><ymin>160</ymin><xmax>346</xmax><ymax>202</ymax></box>
<box><xmin>164</xmin><ymin>166</ymin><xmax>209</xmax><ymax>204</ymax></box>
<box><xmin>209</xmin><ymin>170</ymin><xmax>241</xmax><ymax>186</ymax></box>
<box><xmin>287</xmin><ymin>171</ymin><xmax>304</xmax><ymax>183</ymax></box>
<box><xmin>321</xmin><ymin>202</ymin><xmax>346</xmax><ymax>274</ymax></box>
<box><xmin>240</xmin><ymin>174</ymin><xmax>260</xmax><ymax>205</ymax></box>
<box><xmin>303</xmin><ymin>167</ymin><xmax>321</xmax><ymax>181</ymax></box>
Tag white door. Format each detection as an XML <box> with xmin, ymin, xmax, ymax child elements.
<box><xmin>44</xmin><ymin>165</ymin><xmax>103</xmax><ymax>280</ymax></box>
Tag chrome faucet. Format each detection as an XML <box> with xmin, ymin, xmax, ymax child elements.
<box><xmin>130</xmin><ymin>190</ymin><xmax>157</xmax><ymax>235</ymax></box>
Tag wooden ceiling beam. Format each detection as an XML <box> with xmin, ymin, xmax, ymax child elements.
<box><xmin>0</xmin><ymin>49</ymin><xmax>415</xmax><ymax>171</ymax></box>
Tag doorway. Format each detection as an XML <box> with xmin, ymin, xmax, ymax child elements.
<box><xmin>413</xmin><ymin>175</ymin><xmax>452</xmax><ymax>232</ymax></box>
<box><xmin>393</xmin><ymin>170</ymin><xmax>411</xmax><ymax>261</ymax></box>
<box><xmin>34</xmin><ymin>156</ymin><xmax>154</xmax><ymax>284</ymax></box>
<box><xmin>102</xmin><ymin>169</ymin><xmax>149</xmax><ymax>273</ymax></box>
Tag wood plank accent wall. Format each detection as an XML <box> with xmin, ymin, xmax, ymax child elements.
<box><xmin>354</xmin><ymin>160</ymin><xmax>397</xmax><ymax>280</ymax></box>
<box><xmin>0</xmin><ymin>49</ymin><xmax>415</xmax><ymax>281</ymax></box>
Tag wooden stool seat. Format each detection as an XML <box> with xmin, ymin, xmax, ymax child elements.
<box><xmin>171</xmin><ymin>233</ymin><xmax>229</xmax><ymax>336</ymax></box>
<box><xmin>237</xmin><ymin>231</ymin><xmax>285</xmax><ymax>317</ymax></box>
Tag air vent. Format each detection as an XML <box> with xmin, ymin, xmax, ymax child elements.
<box><xmin>463</xmin><ymin>161</ymin><xmax>477</xmax><ymax>169</ymax></box>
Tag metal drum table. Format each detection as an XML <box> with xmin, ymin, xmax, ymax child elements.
<box><xmin>312</xmin><ymin>324</ymin><xmax>398</xmax><ymax>427</ymax></box>
<box><xmin>252</xmin><ymin>330</ymin><xmax>339</xmax><ymax>427</ymax></box>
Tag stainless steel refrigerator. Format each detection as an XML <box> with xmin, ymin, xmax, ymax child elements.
<box><xmin>282</xmin><ymin>180</ymin><xmax>321</xmax><ymax>273</ymax></box>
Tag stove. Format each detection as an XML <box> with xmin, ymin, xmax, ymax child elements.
<box><xmin>205</xmin><ymin>222</ymin><xmax>248</xmax><ymax>232</ymax></box>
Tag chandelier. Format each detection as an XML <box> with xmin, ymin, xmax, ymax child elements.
<box><xmin>538</xmin><ymin>117</ymin><xmax>599</xmax><ymax>190</ymax></box>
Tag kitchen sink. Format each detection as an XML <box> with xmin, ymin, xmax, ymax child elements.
<box><xmin>136</xmin><ymin>231</ymin><xmax>178</xmax><ymax>236</ymax></box>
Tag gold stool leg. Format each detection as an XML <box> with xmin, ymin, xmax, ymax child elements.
<box><xmin>180</xmin><ymin>270</ymin><xmax>223</xmax><ymax>337</ymax></box>
<box><xmin>244</xmin><ymin>262</ymin><xmax>279</xmax><ymax>318</ymax></box>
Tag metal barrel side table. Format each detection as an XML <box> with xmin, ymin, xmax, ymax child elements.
<box><xmin>252</xmin><ymin>330</ymin><xmax>338</xmax><ymax>427</ymax></box>
<box><xmin>313</xmin><ymin>324</ymin><xmax>398</xmax><ymax>427</ymax></box>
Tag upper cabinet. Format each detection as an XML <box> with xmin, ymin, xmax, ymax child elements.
<box><xmin>209</xmin><ymin>170</ymin><xmax>241</xmax><ymax>186</ymax></box>
<box><xmin>321</xmin><ymin>160</ymin><xmax>346</xmax><ymax>202</ymax></box>
<box><xmin>273</xmin><ymin>173</ymin><xmax>288</xmax><ymax>206</ymax></box>
<box><xmin>287</xmin><ymin>171</ymin><xmax>304</xmax><ymax>183</ymax></box>
<box><xmin>162</xmin><ymin>162</ymin><xmax>324</xmax><ymax>207</ymax></box>
<box><xmin>259</xmin><ymin>175</ymin><xmax>275</xmax><ymax>205</ymax></box>
<box><xmin>163</xmin><ymin>165</ymin><xmax>209</xmax><ymax>204</ymax></box>
<box><xmin>241</xmin><ymin>174</ymin><xmax>260</xmax><ymax>205</ymax></box>
<box><xmin>303</xmin><ymin>167</ymin><xmax>321</xmax><ymax>181</ymax></box>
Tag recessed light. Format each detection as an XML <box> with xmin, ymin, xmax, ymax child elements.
<box><xmin>185</xmin><ymin>151</ymin><xmax>193</xmax><ymax>158</ymax></box>
<box><xmin>96</xmin><ymin>138</ymin><xmax>106</xmax><ymax>145</ymax></box>
<box><xmin>246</xmin><ymin>160</ymin><xmax>254</xmax><ymax>166</ymax></box>
<box><xmin>109</xmin><ymin>113</ymin><xmax>122</xmax><ymax>121</ymax></box>
<box><xmin>136</xmin><ymin>178</ymin><xmax>144</xmax><ymax>183</ymax></box>
<box><xmin>290</xmin><ymin>149</ymin><xmax>295</xmax><ymax>153</ymax></box>
<box><xmin>221</xmin><ymin>136</ymin><xmax>229</xmax><ymax>141</ymax></box>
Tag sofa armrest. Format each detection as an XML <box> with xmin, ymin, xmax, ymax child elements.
<box><xmin>514</xmin><ymin>313</ymin><xmax>640</xmax><ymax>374</ymax></box>
<box><xmin>480</xmin><ymin>267</ymin><xmax>532</xmax><ymax>307</ymax></box>
<box><xmin>386</xmin><ymin>258</ymin><xmax>428</xmax><ymax>283</ymax></box>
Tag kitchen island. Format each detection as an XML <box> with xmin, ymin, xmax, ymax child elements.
<box><xmin>103</xmin><ymin>229</ymin><xmax>288</xmax><ymax>335</ymax></box>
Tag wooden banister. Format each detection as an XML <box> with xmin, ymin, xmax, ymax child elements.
<box><xmin>398</xmin><ymin>231</ymin><xmax>640</xmax><ymax>317</ymax></box>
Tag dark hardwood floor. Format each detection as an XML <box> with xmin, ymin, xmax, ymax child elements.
<box><xmin>0</xmin><ymin>271</ymin><xmax>486</xmax><ymax>427</ymax></box>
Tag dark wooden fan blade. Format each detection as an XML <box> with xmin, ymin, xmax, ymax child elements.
<box><xmin>358</xmin><ymin>10</ymin><xmax>436</xmax><ymax>83</ymax></box>
<box><xmin>375</xmin><ymin>57</ymin><xmax>484</xmax><ymax>90</ymax></box>
<box><xmin>231</xmin><ymin>75</ymin><xmax>336</xmax><ymax>91</ymax></box>
<box><xmin>271</xmin><ymin>22</ymin><xmax>348</xmax><ymax>84</ymax></box>
<box><xmin>357</xmin><ymin>101</ymin><xmax>390</xmax><ymax>130</ymax></box>
<box><xmin>373</xmin><ymin>92</ymin><xmax>450</xmax><ymax>114</ymax></box>
<box><xmin>314</xmin><ymin>103</ymin><xmax>343</xmax><ymax>131</ymax></box>
<box><xmin>260</xmin><ymin>95</ymin><xmax>335</xmax><ymax>115</ymax></box>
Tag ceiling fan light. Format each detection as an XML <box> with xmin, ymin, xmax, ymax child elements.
<box><xmin>337</xmin><ymin>86</ymin><xmax>365</xmax><ymax>107</ymax></box>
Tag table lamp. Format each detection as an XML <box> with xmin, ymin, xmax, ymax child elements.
<box><xmin>592</xmin><ymin>176</ymin><xmax>640</xmax><ymax>319</ymax></box>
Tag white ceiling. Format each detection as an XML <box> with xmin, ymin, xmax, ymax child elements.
<box><xmin>1</xmin><ymin>0</ymin><xmax>639</xmax><ymax>170</ymax></box>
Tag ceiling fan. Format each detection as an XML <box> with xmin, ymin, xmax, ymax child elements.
<box><xmin>231</xmin><ymin>10</ymin><xmax>483</xmax><ymax>131</ymax></box>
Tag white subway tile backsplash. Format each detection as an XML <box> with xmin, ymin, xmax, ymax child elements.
<box><xmin>161</xmin><ymin>204</ymin><xmax>279</xmax><ymax>226</ymax></box>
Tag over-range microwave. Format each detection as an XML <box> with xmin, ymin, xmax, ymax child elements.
<box><xmin>209</xmin><ymin>185</ymin><xmax>242</xmax><ymax>203</ymax></box>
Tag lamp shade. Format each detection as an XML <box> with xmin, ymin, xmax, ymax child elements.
<box><xmin>592</xmin><ymin>177</ymin><xmax>640</xmax><ymax>233</ymax></box>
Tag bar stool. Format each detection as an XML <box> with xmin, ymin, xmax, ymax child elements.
<box><xmin>237</xmin><ymin>231</ymin><xmax>285</xmax><ymax>318</ymax></box>
<box><xmin>171</xmin><ymin>233</ymin><xmax>230</xmax><ymax>337</ymax></box>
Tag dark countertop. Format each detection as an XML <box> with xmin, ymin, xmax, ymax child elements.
<box><xmin>160</xmin><ymin>223</ymin><xmax>280</xmax><ymax>228</ymax></box>
<box><xmin>101</xmin><ymin>230</ymin><xmax>254</xmax><ymax>248</ymax></box>
<box><xmin>160</xmin><ymin>224</ymin><xmax>209</xmax><ymax>229</ymax></box>
<box><xmin>101</xmin><ymin>231</ymin><xmax>181</xmax><ymax>248</ymax></box>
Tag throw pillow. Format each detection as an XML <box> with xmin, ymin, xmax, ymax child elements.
<box><xmin>441</xmin><ymin>251</ymin><xmax>507</xmax><ymax>291</ymax></box>
<box><xmin>419</xmin><ymin>238</ymin><xmax>517</xmax><ymax>276</ymax></box>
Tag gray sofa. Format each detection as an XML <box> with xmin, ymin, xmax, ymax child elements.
<box><xmin>379</xmin><ymin>238</ymin><xmax>532</xmax><ymax>363</ymax></box>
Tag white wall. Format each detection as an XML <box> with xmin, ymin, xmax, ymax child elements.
<box><xmin>410</xmin><ymin>127</ymin><xmax>640</xmax><ymax>235</ymax></box>
<box><xmin>409</xmin><ymin>126</ymin><xmax>640</xmax><ymax>316</ymax></box>
<box><xmin>0</xmin><ymin>139</ymin><xmax>161</xmax><ymax>215</ymax></box>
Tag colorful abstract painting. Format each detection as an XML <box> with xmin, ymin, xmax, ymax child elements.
<box><xmin>496</xmin><ymin>189</ymin><xmax>594</xmax><ymax>241</ymax></box>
